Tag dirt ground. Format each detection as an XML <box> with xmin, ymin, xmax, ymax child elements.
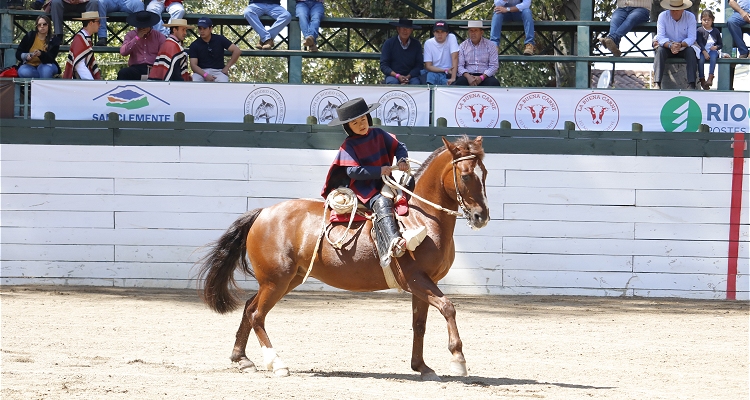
<box><xmin>2</xmin><ymin>286</ymin><xmax>748</xmax><ymax>400</ymax></box>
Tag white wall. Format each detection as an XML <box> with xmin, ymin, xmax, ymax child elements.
<box><xmin>1</xmin><ymin>144</ymin><xmax>747</xmax><ymax>299</ymax></box>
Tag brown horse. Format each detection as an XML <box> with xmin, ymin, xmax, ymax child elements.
<box><xmin>198</xmin><ymin>135</ymin><xmax>490</xmax><ymax>381</ymax></box>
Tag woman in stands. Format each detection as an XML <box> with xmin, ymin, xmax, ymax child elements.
<box><xmin>15</xmin><ymin>15</ymin><xmax>61</xmax><ymax>79</ymax></box>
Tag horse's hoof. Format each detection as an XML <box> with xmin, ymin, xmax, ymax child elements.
<box><xmin>421</xmin><ymin>371</ymin><xmax>442</xmax><ymax>382</ymax></box>
<box><xmin>449</xmin><ymin>361</ymin><xmax>468</xmax><ymax>376</ymax></box>
<box><xmin>238</xmin><ymin>359</ymin><xmax>257</xmax><ymax>373</ymax></box>
<box><xmin>274</xmin><ymin>367</ymin><xmax>290</xmax><ymax>377</ymax></box>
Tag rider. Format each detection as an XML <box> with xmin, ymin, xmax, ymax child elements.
<box><xmin>322</xmin><ymin>97</ymin><xmax>427</xmax><ymax>268</ymax></box>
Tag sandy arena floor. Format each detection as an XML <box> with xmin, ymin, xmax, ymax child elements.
<box><xmin>2</xmin><ymin>285</ymin><xmax>748</xmax><ymax>399</ymax></box>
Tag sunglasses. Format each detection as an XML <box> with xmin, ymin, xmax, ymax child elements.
<box><xmin>37</xmin><ymin>22</ymin><xmax>48</xmax><ymax>27</ymax></box>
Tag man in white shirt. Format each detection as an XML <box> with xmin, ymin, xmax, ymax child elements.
<box><xmin>652</xmin><ymin>0</ymin><xmax>697</xmax><ymax>89</ymax></box>
<box><xmin>422</xmin><ymin>21</ymin><xmax>459</xmax><ymax>85</ymax></box>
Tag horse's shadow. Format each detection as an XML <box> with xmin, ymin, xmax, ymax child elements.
<box><xmin>307</xmin><ymin>370</ymin><xmax>614</xmax><ymax>390</ymax></box>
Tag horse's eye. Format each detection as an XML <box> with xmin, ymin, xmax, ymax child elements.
<box><xmin>461</xmin><ymin>175</ymin><xmax>470</xmax><ymax>182</ymax></box>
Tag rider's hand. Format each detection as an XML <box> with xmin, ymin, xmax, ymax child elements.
<box><xmin>397</xmin><ymin>161</ymin><xmax>409</xmax><ymax>172</ymax></box>
<box><xmin>381</xmin><ymin>166</ymin><xmax>393</xmax><ymax>175</ymax></box>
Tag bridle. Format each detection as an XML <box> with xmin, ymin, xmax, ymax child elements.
<box><xmin>382</xmin><ymin>153</ymin><xmax>487</xmax><ymax>226</ymax></box>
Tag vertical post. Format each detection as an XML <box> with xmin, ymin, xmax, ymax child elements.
<box><xmin>1</xmin><ymin>13</ymin><xmax>15</xmax><ymax>68</ymax></box>
<box><xmin>287</xmin><ymin>0</ymin><xmax>302</xmax><ymax>83</ymax></box>
<box><xmin>726</xmin><ymin>132</ymin><xmax>746</xmax><ymax>300</ymax></box>
<box><xmin>433</xmin><ymin>0</ymin><xmax>448</xmax><ymax>19</ymax></box>
<box><xmin>576</xmin><ymin>0</ymin><xmax>594</xmax><ymax>88</ymax></box>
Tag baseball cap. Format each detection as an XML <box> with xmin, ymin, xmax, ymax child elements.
<box><xmin>197</xmin><ymin>17</ymin><xmax>212</xmax><ymax>28</ymax></box>
<box><xmin>433</xmin><ymin>21</ymin><xmax>449</xmax><ymax>32</ymax></box>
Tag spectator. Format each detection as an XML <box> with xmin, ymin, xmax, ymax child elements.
<box><xmin>188</xmin><ymin>17</ymin><xmax>242</xmax><ymax>82</ymax></box>
<box><xmin>423</xmin><ymin>20</ymin><xmax>459</xmax><ymax>85</ymax></box>
<box><xmin>16</xmin><ymin>15</ymin><xmax>61</xmax><ymax>78</ymax></box>
<box><xmin>148</xmin><ymin>18</ymin><xmax>192</xmax><ymax>81</ymax></box>
<box><xmin>296</xmin><ymin>0</ymin><xmax>324</xmax><ymax>52</ymax></box>
<box><xmin>600</xmin><ymin>0</ymin><xmax>652</xmax><ymax>57</ymax></box>
<box><xmin>118</xmin><ymin>11</ymin><xmax>166</xmax><ymax>80</ymax></box>
<box><xmin>652</xmin><ymin>0</ymin><xmax>697</xmax><ymax>89</ymax></box>
<box><xmin>727</xmin><ymin>0</ymin><xmax>750</xmax><ymax>58</ymax></box>
<box><xmin>694</xmin><ymin>10</ymin><xmax>722</xmax><ymax>90</ymax></box>
<box><xmin>490</xmin><ymin>0</ymin><xmax>536</xmax><ymax>55</ymax></box>
<box><xmin>62</xmin><ymin>11</ymin><xmax>103</xmax><ymax>80</ymax></box>
<box><xmin>146</xmin><ymin>0</ymin><xmax>185</xmax><ymax>37</ymax></box>
<box><xmin>50</xmin><ymin>0</ymin><xmax>100</xmax><ymax>42</ymax></box>
<box><xmin>96</xmin><ymin>0</ymin><xmax>144</xmax><ymax>46</ymax></box>
<box><xmin>380</xmin><ymin>18</ymin><xmax>423</xmax><ymax>85</ymax></box>
<box><xmin>455</xmin><ymin>20</ymin><xmax>500</xmax><ymax>86</ymax></box>
<box><xmin>243</xmin><ymin>0</ymin><xmax>292</xmax><ymax>50</ymax></box>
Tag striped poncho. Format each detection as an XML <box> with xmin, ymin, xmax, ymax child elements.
<box><xmin>148</xmin><ymin>35</ymin><xmax>191</xmax><ymax>81</ymax></box>
<box><xmin>321</xmin><ymin>127</ymin><xmax>408</xmax><ymax>205</ymax></box>
<box><xmin>62</xmin><ymin>30</ymin><xmax>100</xmax><ymax>80</ymax></box>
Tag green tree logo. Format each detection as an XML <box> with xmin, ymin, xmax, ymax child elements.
<box><xmin>660</xmin><ymin>96</ymin><xmax>702</xmax><ymax>132</ymax></box>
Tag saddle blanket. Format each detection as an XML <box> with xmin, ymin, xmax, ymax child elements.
<box><xmin>329</xmin><ymin>196</ymin><xmax>409</xmax><ymax>223</ymax></box>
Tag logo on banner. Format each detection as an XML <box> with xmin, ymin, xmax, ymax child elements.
<box><xmin>376</xmin><ymin>90</ymin><xmax>417</xmax><ymax>126</ymax></box>
<box><xmin>310</xmin><ymin>89</ymin><xmax>348</xmax><ymax>124</ymax></box>
<box><xmin>454</xmin><ymin>91</ymin><xmax>499</xmax><ymax>128</ymax></box>
<box><xmin>574</xmin><ymin>92</ymin><xmax>619</xmax><ymax>130</ymax></box>
<box><xmin>245</xmin><ymin>87</ymin><xmax>286</xmax><ymax>123</ymax></box>
<box><xmin>515</xmin><ymin>91</ymin><xmax>559</xmax><ymax>129</ymax></box>
<box><xmin>660</xmin><ymin>96</ymin><xmax>702</xmax><ymax>132</ymax></box>
<box><xmin>92</xmin><ymin>85</ymin><xmax>169</xmax><ymax>110</ymax></box>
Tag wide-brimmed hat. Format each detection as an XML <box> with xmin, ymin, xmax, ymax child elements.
<box><xmin>660</xmin><ymin>0</ymin><xmax>692</xmax><ymax>10</ymax></box>
<box><xmin>461</xmin><ymin>20</ymin><xmax>489</xmax><ymax>29</ymax></box>
<box><xmin>126</xmin><ymin>11</ymin><xmax>160</xmax><ymax>28</ymax></box>
<box><xmin>327</xmin><ymin>98</ymin><xmax>380</xmax><ymax>126</ymax></box>
<box><xmin>389</xmin><ymin>18</ymin><xmax>421</xmax><ymax>29</ymax></box>
<box><xmin>433</xmin><ymin>20</ymin><xmax>449</xmax><ymax>32</ymax></box>
<box><xmin>164</xmin><ymin>18</ymin><xmax>194</xmax><ymax>28</ymax></box>
<box><xmin>74</xmin><ymin>11</ymin><xmax>104</xmax><ymax>21</ymax></box>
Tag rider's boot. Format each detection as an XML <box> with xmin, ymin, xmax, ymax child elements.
<box><xmin>373</xmin><ymin>196</ymin><xmax>406</xmax><ymax>268</ymax></box>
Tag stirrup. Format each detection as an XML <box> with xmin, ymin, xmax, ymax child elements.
<box><xmin>380</xmin><ymin>237</ymin><xmax>406</xmax><ymax>268</ymax></box>
<box><xmin>402</xmin><ymin>226</ymin><xmax>427</xmax><ymax>251</ymax></box>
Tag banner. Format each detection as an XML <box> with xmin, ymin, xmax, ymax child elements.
<box><xmin>434</xmin><ymin>87</ymin><xmax>750</xmax><ymax>133</ymax></box>
<box><xmin>30</xmin><ymin>81</ymin><xmax>431</xmax><ymax>126</ymax></box>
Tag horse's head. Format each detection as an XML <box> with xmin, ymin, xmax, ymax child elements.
<box><xmin>441</xmin><ymin>135</ymin><xmax>490</xmax><ymax>230</ymax></box>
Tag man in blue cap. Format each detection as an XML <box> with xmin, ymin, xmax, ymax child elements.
<box><xmin>188</xmin><ymin>17</ymin><xmax>242</xmax><ymax>82</ymax></box>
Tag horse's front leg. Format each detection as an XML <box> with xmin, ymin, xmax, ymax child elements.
<box><xmin>411</xmin><ymin>295</ymin><xmax>441</xmax><ymax>381</ymax></box>
<box><xmin>409</xmin><ymin>274</ymin><xmax>468</xmax><ymax>379</ymax></box>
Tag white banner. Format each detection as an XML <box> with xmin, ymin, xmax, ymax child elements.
<box><xmin>434</xmin><ymin>87</ymin><xmax>750</xmax><ymax>133</ymax></box>
<box><xmin>30</xmin><ymin>81</ymin><xmax>431</xmax><ymax>126</ymax></box>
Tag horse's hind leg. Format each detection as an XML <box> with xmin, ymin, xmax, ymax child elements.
<box><xmin>231</xmin><ymin>275</ymin><xmax>303</xmax><ymax>376</ymax></box>
<box><xmin>231</xmin><ymin>293</ymin><xmax>259</xmax><ymax>372</ymax></box>
<box><xmin>409</xmin><ymin>274</ymin><xmax>468</xmax><ymax>380</ymax></box>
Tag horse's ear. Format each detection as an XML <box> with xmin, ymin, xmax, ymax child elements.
<box><xmin>441</xmin><ymin>136</ymin><xmax>458</xmax><ymax>156</ymax></box>
<box><xmin>474</xmin><ymin>136</ymin><xmax>483</xmax><ymax>147</ymax></box>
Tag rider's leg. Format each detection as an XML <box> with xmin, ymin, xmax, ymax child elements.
<box><xmin>371</xmin><ymin>194</ymin><xmax>406</xmax><ymax>267</ymax></box>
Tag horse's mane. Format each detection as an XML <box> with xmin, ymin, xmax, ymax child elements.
<box><xmin>413</xmin><ymin>135</ymin><xmax>485</xmax><ymax>181</ymax></box>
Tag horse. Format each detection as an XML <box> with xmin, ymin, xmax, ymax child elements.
<box><xmin>197</xmin><ymin>135</ymin><xmax>490</xmax><ymax>381</ymax></box>
<box><xmin>385</xmin><ymin>102</ymin><xmax>408</xmax><ymax>126</ymax></box>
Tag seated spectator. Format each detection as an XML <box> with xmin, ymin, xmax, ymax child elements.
<box><xmin>727</xmin><ymin>0</ymin><xmax>750</xmax><ymax>58</ymax></box>
<box><xmin>148</xmin><ymin>18</ymin><xmax>192</xmax><ymax>81</ymax></box>
<box><xmin>652</xmin><ymin>0</ymin><xmax>697</xmax><ymax>89</ymax></box>
<box><xmin>600</xmin><ymin>0</ymin><xmax>651</xmax><ymax>57</ymax></box>
<box><xmin>146</xmin><ymin>0</ymin><xmax>185</xmax><ymax>37</ymax></box>
<box><xmin>490</xmin><ymin>0</ymin><xmax>536</xmax><ymax>55</ymax></box>
<box><xmin>189</xmin><ymin>17</ymin><xmax>242</xmax><ymax>82</ymax></box>
<box><xmin>423</xmin><ymin>20</ymin><xmax>459</xmax><ymax>85</ymax></box>
<box><xmin>63</xmin><ymin>11</ymin><xmax>103</xmax><ymax>80</ymax></box>
<box><xmin>243</xmin><ymin>0</ymin><xmax>292</xmax><ymax>50</ymax></box>
<box><xmin>296</xmin><ymin>0</ymin><xmax>324</xmax><ymax>52</ymax></box>
<box><xmin>16</xmin><ymin>15</ymin><xmax>61</xmax><ymax>79</ymax></box>
<box><xmin>50</xmin><ymin>0</ymin><xmax>100</xmax><ymax>42</ymax></box>
<box><xmin>694</xmin><ymin>10</ymin><xmax>722</xmax><ymax>90</ymax></box>
<box><xmin>118</xmin><ymin>11</ymin><xmax>166</xmax><ymax>80</ymax></box>
<box><xmin>455</xmin><ymin>20</ymin><xmax>500</xmax><ymax>86</ymax></box>
<box><xmin>96</xmin><ymin>0</ymin><xmax>144</xmax><ymax>46</ymax></box>
<box><xmin>380</xmin><ymin>18</ymin><xmax>423</xmax><ymax>85</ymax></box>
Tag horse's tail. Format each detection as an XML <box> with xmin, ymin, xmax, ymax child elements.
<box><xmin>197</xmin><ymin>208</ymin><xmax>263</xmax><ymax>314</ymax></box>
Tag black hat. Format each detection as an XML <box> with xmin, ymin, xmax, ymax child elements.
<box><xmin>126</xmin><ymin>11</ymin><xmax>160</xmax><ymax>28</ymax></box>
<box><xmin>327</xmin><ymin>98</ymin><xmax>380</xmax><ymax>126</ymax></box>
<box><xmin>433</xmin><ymin>20</ymin><xmax>449</xmax><ymax>32</ymax></box>
<box><xmin>389</xmin><ymin>18</ymin><xmax>421</xmax><ymax>29</ymax></box>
